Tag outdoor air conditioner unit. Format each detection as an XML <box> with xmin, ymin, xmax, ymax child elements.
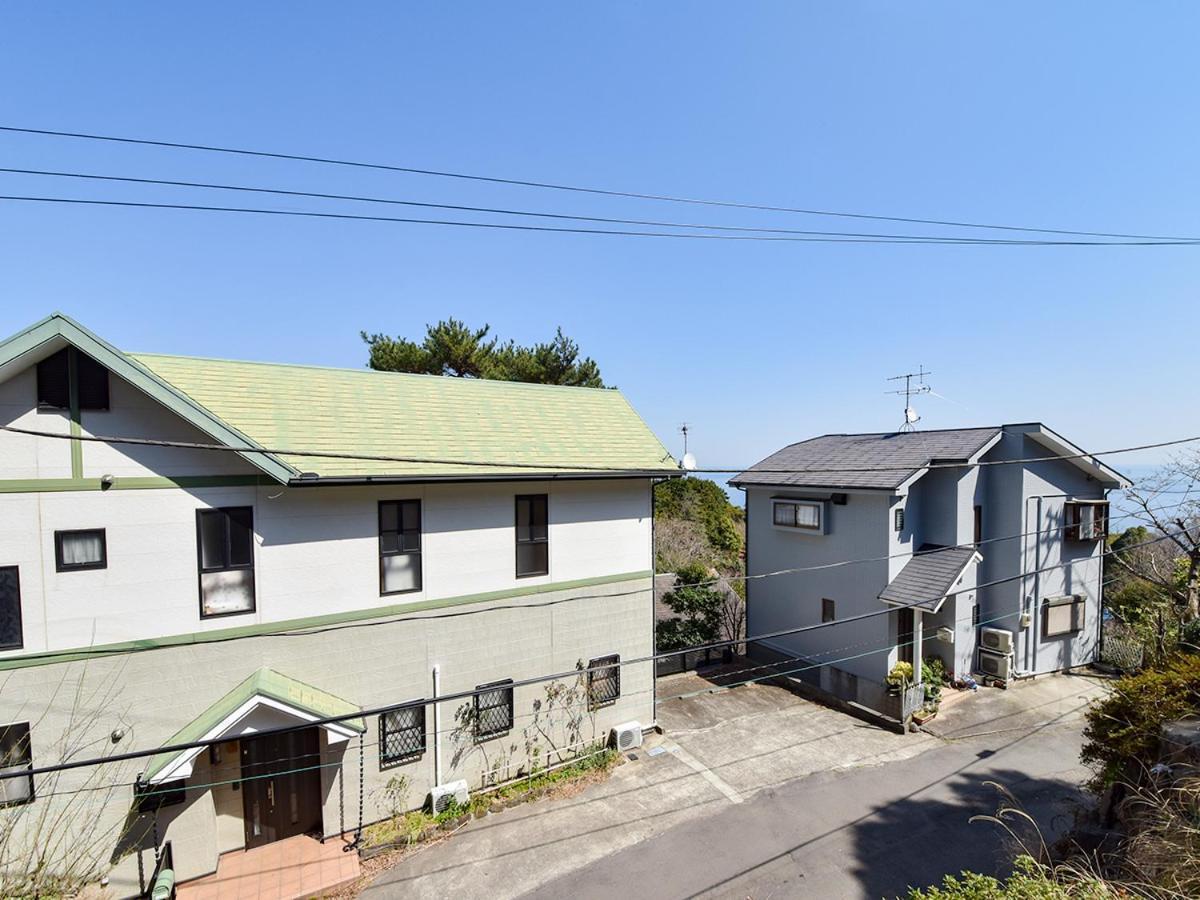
<box><xmin>978</xmin><ymin>648</ymin><xmax>1012</xmax><ymax>680</ymax></box>
<box><xmin>429</xmin><ymin>780</ymin><xmax>469</xmax><ymax>814</ymax></box>
<box><xmin>980</xmin><ymin>627</ymin><xmax>1014</xmax><ymax>655</ymax></box>
<box><xmin>611</xmin><ymin>721</ymin><xmax>643</xmax><ymax>752</ymax></box>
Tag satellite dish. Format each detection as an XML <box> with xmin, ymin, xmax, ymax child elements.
<box><xmin>681</xmin><ymin>452</ymin><xmax>697</xmax><ymax>471</ymax></box>
<box><xmin>904</xmin><ymin>406</ymin><xmax>920</xmax><ymax>425</ymax></box>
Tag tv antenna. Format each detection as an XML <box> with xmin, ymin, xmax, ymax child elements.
<box><xmin>679</xmin><ymin>423</ymin><xmax>696</xmax><ymax>471</ymax></box>
<box><xmin>886</xmin><ymin>367</ymin><xmax>932</xmax><ymax>432</ymax></box>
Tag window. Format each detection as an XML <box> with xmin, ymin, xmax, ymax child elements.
<box><xmin>822</xmin><ymin>598</ymin><xmax>836</xmax><ymax>623</ymax></box>
<box><xmin>54</xmin><ymin>529</ymin><xmax>107</xmax><ymax>572</ymax></box>
<box><xmin>0</xmin><ymin>568</ymin><xmax>22</xmax><ymax>651</ymax></box>
<box><xmin>972</xmin><ymin>603</ymin><xmax>980</xmax><ymax>629</ymax></box>
<box><xmin>36</xmin><ymin>348</ymin><xmax>109</xmax><ymax>411</ymax></box>
<box><xmin>772</xmin><ymin>500</ymin><xmax>823</xmax><ymax>532</ymax></box>
<box><xmin>974</xmin><ymin>505</ymin><xmax>983</xmax><ymax>546</ymax></box>
<box><xmin>1064</xmin><ymin>501</ymin><xmax>1108</xmax><ymax>542</ymax></box>
<box><xmin>897</xmin><ymin>607</ymin><xmax>914</xmax><ymax>665</ymax></box>
<box><xmin>894</xmin><ymin>507</ymin><xmax>905</xmax><ymax>532</ymax></box>
<box><xmin>587</xmin><ymin>655</ymin><xmax>620</xmax><ymax>708</ymax></box>
<box><xmin>0</xmin><ymin>723</ymin><xmax>33</xmax><ymax>806</ymax></box>
<box><xmin>474</xmin><ymin>679</ymin><xmax>514</xmax><ymax>739</ymax></box>
<box><xmin>134</xmin><ymin>778</ymin><xmax>186</xmax><ymax>814</ymax></box>
<box><xmin>379</xmin><ymin>500</ymin><xmax>422</xmax><ymax>595</ymax></box>
<box><xmin>1043</xmin><ymin>595</ymin><xmax>1086</xmax><ymax>637</ymax></box>
<box><xmin>379</xmin><ymin>703</ymin><xmax>426</xmax><ymax>767</ymax></box>
<box><xmin>196</xmin><ymin>507</ymin><xmax>255</xmax><ymax>617</ymax></box>
<box><xmin>515</xmin><ymin>495</ymin><xmax>549</xmax><ymax>577</ymax></box>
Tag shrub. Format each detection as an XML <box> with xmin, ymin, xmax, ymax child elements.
<box><xmin>1081</xmin><ymin>652</ymin><xmax>1200</xmax><ymax>789</ymax></box>
<box><xmin>922</xmin><ymin>657</ymin><xmax>948</xmax><ymax>705</ymax></box>
<box><xmin>887</xmin><ymin>661</ymin><xmax>914</xmax><ymax>687</ymax></box>
<box><xmin>906</xmin><ymin>855</ymin><xmax>1117</xmax><ymax>899</ymax></box>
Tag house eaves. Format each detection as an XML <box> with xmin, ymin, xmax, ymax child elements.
<box><xmin>0</xmin><ymin>314</ymin><xmax>296</xmax><ymax>484</ymax></box>
<box><xmin>1018</xmin><ymin>423</ymin><xmax>1130</xmax><ymax>489</ymax></box>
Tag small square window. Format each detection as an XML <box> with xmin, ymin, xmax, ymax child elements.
<box><xmin>380</xmin><ymin>703</ymin><xmax>426</xmax><ymax>767</ymax></box>
<box><xmin>0</xmin><ymin>722</ymin><xmax>33</xmax><ymax>807</ymax></box>
<box><xmin>1043</xmin><ymin>595</ymin><xmax>1086</xmax><ymax>637</ymax></box>
<box><xmin>474</xmin><ymin>679</ymin><xmax>514</xmax><ymax>739</ymax></box>
<box><xmin>822</xmin><ymin>598</ymin><xmax>836</xmax><ymax>623</ymax></box>
<box><xmin>587</xmin><ymin>655</ymin><xmax>620</xmax><ymax>708</ymax></box>
<box><xmin>55</xmin><ymin>529</ymin><xmax>107</xmax><ymax>572</ymax></box>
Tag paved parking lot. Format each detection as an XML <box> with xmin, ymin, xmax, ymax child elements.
<box><xmin>363</xmin><ymin>670</ymin><xmax>944</xmax><ymax>899</ymax></box>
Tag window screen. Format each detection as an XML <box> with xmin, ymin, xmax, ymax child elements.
<box><xmin>380</xmin><ymin>704</ymin><xmax>426</xmax><ymax>766</ymax></box>
<box><xmin>474</xmin><ymin>679</ymin><xmax>514</xmax><ymax>739</ymax></box>
<box><xmin>515</xmin><ymin>495</ymin><xmax>549</xmax><ymax>577</ymax></box>
<box><xmin>196</xmin><ymin>507</ymin><xmax>255</xmax><ymax>617</ymax></box>
<box><xmin>0</xmin><ymin>723</ymin><xmax>33</xmax><ymax>806</ymax></box>
<box><xmin>0</xmin><ymin>567</ymin><xmax>22</xmax><ymax>651</ymax></box>
<box><xmin>379</xmin><ymin>500</ymin><xmax>422</xmax><ymax>594</ymax></box>
<box><xmin>587</xmin><ymin>655</ymin><xmax>620</xmax><ymax>708</ymax></box>
<box><xmin>55</xmin><ymin>529</ymin><xmax>107</xmax><ymax>572</ymax></box>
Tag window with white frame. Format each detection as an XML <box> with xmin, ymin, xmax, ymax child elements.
<box><xmin>0</xmin><ymin>722</ymin><xmax>33</xmax><ymax>807</ymax></box>
<box><xmin>773</xmin><ymin>500</ymin><xmax>823</xmax><ymax>532</ymax></box>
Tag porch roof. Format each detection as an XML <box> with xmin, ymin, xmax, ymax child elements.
<box><xmin>143</xmin><ymin>667</ymin><xmax>365</xmax><ymax>784</ymax></box>
<box><xmin>878</xmin><ymin>545</ymin><xmax>982</xmax><ymax>614</ymax></box>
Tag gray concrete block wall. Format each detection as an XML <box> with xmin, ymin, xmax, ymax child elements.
<box><xmin>0</xmin><ymin>576</ymin><xmax>653</xmax><ymax>898</ymax></box>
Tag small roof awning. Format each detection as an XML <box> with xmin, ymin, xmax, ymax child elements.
<box><xmin>143</xmin><ymin>667</ymin><xmax>365</xmax><ymax>784</ymax></box>
<box><xmin>879</xmin><ymin>546</ymin><xmax>983</xmax><ymax>614</ymax></box>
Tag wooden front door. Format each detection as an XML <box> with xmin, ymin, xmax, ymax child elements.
<box><xmin>241</xmin><ymin>727</ymin><xmax>323</xmax><ymax>849</ymax></box>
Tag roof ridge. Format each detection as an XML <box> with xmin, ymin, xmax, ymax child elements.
<box><xmin>129</xmin><ymin>352</ymin><xmax>621</xmax><ymax>395</ymax></box>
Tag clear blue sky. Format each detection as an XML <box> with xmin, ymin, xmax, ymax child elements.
<box><xmin>1</xmin><ymin>3</ymin><xmax>1196</xmax><ymax>485</ymax></box>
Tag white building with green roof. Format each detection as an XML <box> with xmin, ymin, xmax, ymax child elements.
<box><xmin>0</xmin><ymin>314</ymin><xmax>678</xmax><ymax>896</ymax></box>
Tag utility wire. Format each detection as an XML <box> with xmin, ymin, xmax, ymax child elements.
<box><xmin>8</xmin><ymin>493</ymin><xmax>1185</xmax><ymax>671</ymax></box>
<box><xmin>0</xmin><ymin>167</ymin><xmax>1092</xmax><ymax>244</ymax></box>
<box><xmin>6</xmin><ymin>195</ymin><xmax>1191</xmax><ymax>246</ymax></box>
<box><xmin>5</xmin><ymin>526</ymin><xmax>1183</xmax><ymax>783</ymax></box>
<box><xmin>1</xmin><ymin>423</ymin><xmax>1192</xmax><ymax>476</ymax></box>
<box><xmin>27</xmin><ymin>584</ymin><xmax>1112</xmax><ymax>802</ymax></box>
<box><xmin>1</xmin><ymin>124</ymin><xmax>1193</xmax><ymax>242</ymax></box>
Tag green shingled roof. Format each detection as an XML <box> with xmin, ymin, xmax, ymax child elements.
<box><xmin>130</xmin><ymin>353</ymin><xmax>678</xmax><ymax>480</ymax></box>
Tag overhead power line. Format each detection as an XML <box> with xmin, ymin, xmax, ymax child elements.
<box><xmin>1</xmin><ymin>423</ymin><xmax>1194</xmax><ymax>476</ymax></box>
<box><xmin>4</xmin><ymin>526</ymin><xmax>1184</xmax><ymax>783</ymax></box>
<box><xmin>6</xmin><ymin>195</ymin><xmax>1194</xmax><ymax>246</ymax></box>
<box><xmin>1</xmin><ymin>124</ymin><xmax>1193</xmax><ymax>242</ymax></box>
<box><xmin>0</xmin><ymin>167</ymin><xmax>1081</xmax><ymax>244</ymax></box>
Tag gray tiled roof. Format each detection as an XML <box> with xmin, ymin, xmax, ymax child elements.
<box><xmin>878</xmin><ymin>546</ymin><xmax>981</xmax><ymax>613</ymax></box>
<box><xmin>729</xmin><ymin>427</ymin><xmax>1002</xmax><ymax>490</ymax></box>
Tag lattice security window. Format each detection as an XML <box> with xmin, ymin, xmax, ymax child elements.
<box><xmin>474</xmin><ymin>679</ymin><xmax>514</xmax><ymax>739</ymax></box>
<box><xmin>0</xmin><ymin>568</ymin><xmax>22</xmax><ymax>651</ymax></box>
<box><xmin>0</xmin><ymin>722</ymin><xmax>33</xmax><ymax>807</ymax></box>
<box><xmin>379</xmin><ymin>704</ymin><xmax>426</xmax><ymax>767</ymax></box>
<box><xmin>587</xmin><ymin>655</ymin><xmax>620</xmax><ymax>708</ymax></box>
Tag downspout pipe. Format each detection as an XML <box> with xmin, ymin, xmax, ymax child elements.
<box><xmin>432</xmin><ymin>665</ymin><xmax>442</xmax><ymax>787</ymax></box>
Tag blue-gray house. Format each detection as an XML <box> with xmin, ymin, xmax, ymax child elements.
<box><xmin>730</xmin><ymin>424</ymin><xmax>1128</xmax><ymax>706</ymax></box>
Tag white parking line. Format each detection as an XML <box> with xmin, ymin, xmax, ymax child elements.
<box><xmin>662</xmin><ymin>740</ymin><xmax>744</xmax><ymax>804</ymax></box>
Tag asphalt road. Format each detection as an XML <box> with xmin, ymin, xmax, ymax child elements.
<box><xmin>523</xmin><ymin>689</ymin><xmax>1096</xmax><ymax>900</ymax></box>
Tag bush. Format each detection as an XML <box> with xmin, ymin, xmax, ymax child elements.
<box><xmin>906</xmin><ymin>855</ymin><xmax>1117</xmax><ymax>899</ymax></box>
<box><xmin>922</xmin><ymin>657</ymin><xmax>948</xmax><ymax>705</ymax></box>
<box><xmin>1081</xmin><ymin>652</ymin><xmax>1200</xmax><ymax>789</ymax></box>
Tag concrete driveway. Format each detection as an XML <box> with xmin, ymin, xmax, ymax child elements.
<box><xmin>363</xmin><ymin>670</ymin><xmax>1109</xmax><ymax>900</ymax></box>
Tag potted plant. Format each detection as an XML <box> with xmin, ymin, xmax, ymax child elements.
<box><xmin>886</xmin><ymin>661</ymin><xmax>914</xmax><ymax>696</ymax></box>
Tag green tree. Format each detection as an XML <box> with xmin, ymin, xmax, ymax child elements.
<box><xmin>362</xmin><ymin>320</ymin><xmax>605</xmax><ymax>387</ymax></box>
<box><xmin>654</xmin><ymin>478</ymin><xmax>744</xmax><ymax>568</ymax></box>
<box><xmin>657</xmin><ymin>563</ymin><xmax>724</xmax><ymax>651</ymax></box>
